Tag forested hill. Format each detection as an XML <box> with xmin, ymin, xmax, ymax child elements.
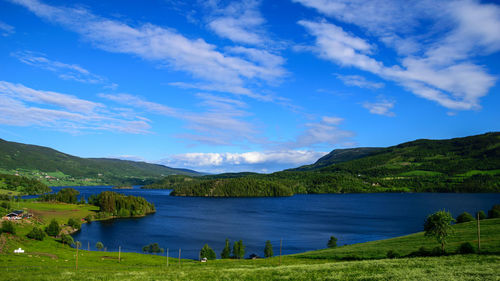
<box><xmin>0</xmin><ymin>138</ymin><xmax>200</xmax><ymax>186</ymax></box>
<box><xmin>147</xmin><ymin>132</ymin><xmax>500</xmax><ymax>196</ymax></box>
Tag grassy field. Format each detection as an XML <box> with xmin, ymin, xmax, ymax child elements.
<box><xmin>0</xmin><ymin>200</ymin><xmax>499</xmax><ymax>280</ymax></box>
<box><xmin>0</xmin><ymin>189</ymin><xmax>20</xmax><ymax>196</ymax></box>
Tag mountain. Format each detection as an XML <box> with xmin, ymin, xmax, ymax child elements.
<box><xmin>155</xmin><ymin>132</ymin><xmax>500</xmax><ymax>196</ymax></box>
<box><xmin>0</xmin><ymin>138</ymin><xmax>200</xmax><ymax>186</ymax></box>
<box><xmin>291</xmin><ymin>147</ymin><xmax>384</xmax><ymax>171</ymax></box>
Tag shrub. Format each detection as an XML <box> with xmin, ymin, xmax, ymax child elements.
<box><xmin>96</xmin><ymin>241</ymin><xmax>104</xmax><ymax>251</ymax></box>
<box><xmin>200</xmin><ymin>244</ymin><xmax>217</xmax><ymax>260</ymax></box>
<box><xmin>431</xmin><ymin>246</ymin><xmax>444</xmax><ymax>256</ymax></box>
<box><xmin>327</xmin><ymin>236</ymin><xmax>338</xmax><ymax>248</ymax></box>
<box><xmin>67</xmin><ymin>218</ymin><xmax>81</xmax><ymax>230</ymax></box>
<box><xmin>386</xmin><ymin>250</ymin><xmax>400</xmax><ymax>259</ymax></box>
<box><xmin>45</xmin><ymin>219</ymin><xmax>60</xmax><ymax>236</ymax></box>
<box><xmin>488</xmin><ymin>204</ymin><xmax>500</xmax><ymax>218</ymax></box>
<box><xmin>85</xmin><ymin>215</ymin><xmax>93</xmax><ymax>223</ymax></box>
<box><xmin>61</xmin><ymin>234</ymin><xmax>74</xmax><ymax>245</ymax></box>
<box><xmin>1</xmin><ymin>201</ymin><xmax>11</xmax><ymax>210</ymax></box>
<box><xmin>1</xmin><ymin>220</ymin><xmax>15</xmax><ymax>234</ymax></box>
<box><xmin>26</xmin><ymin>227</ymin><xmax>45</xmax><ymax>241</ymax></box>
<box><xmin>456</xmin><ymin>212</ymin><xmax>475</xmax><ymax>223</ymax></box>
<box><xmin>476</xmin><ymin>210</ymin><xmax>486</xmax><ymax>220</ymax></box>
<box><xmin>457</xmin><ymin>242</ymin><xmax>475</xmax><ymax>254</ymax></box>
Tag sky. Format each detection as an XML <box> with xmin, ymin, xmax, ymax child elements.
<box><xmin>1</xmin><ymin>0</ymin><xmax>500</xmax><ymax>173</ymax></box>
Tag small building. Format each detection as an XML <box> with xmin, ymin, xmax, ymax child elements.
<box><xmin>200</xmin><ymin>258</ymin><xmax>207</xmax><ymax>263</ymax></box>
<box><xmin>4</xmin><ymin>210</ymin><xmax>23</xmax><ymax>220</ymax></box>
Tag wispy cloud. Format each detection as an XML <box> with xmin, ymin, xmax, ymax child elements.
<box><xmin>0</xmin><ymin>21</ymin><xmax>15</xmax><ymax>36</ymax></box>
<box><xmin>336</xmin><ymin>74</ymin><xmax>384</xmax><ymax>89</ymax></box>
<box><xmin>206</xmin><ymin>0</ymin><xmax>267</xmax><ymax>45</ymax></box>
<box><xmin>0</xmin><ymin>81</ymin><xmax>150</xmax><ymax>134</ymax></box>
<box><xmin>12</xmin><ymin>51</ymin><xmax>116</xmax><ymax>88</ymax></box>
<box><xmin>362</xmin><ymin>97</ymin><xmax>395</xmax><ymax>117</ymax></box>
<box><xmin>282</xmin><ymin>116</ymin><xmax>354</xmax><ymax>149</ymax></box>
<box><xmin>296</xmin><ymin>0</ymin><xmax>500</xmax><ymax>111</ymax></box>
<box><xmin>160</xmin><ymin>150</ymin><xmax>328</xmax><ymax>173</ymax></box>
<box><xmin>11</xmin><ymin>0</ymin><xmax>286</xmax><ymax>99</ymax></box>
<box><xmin>100</xmin><ymin>92</ymin><xmax>259</xmax><ymax>146</ymax></box>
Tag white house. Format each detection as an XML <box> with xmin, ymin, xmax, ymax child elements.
<box><xmin>14</xmin><ymin>248</ymin><xmax>24</xmax><ymax>254</ymax></box>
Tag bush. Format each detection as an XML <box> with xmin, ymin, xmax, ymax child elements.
<box><xmin>488</xmin><ymin>204</ymin><xmax>500</xmax><ymax>218</ymax></box>
<box><xmin>45</xmin><ymin>219</ymin><xmax>60</xmax><ymax>236</ymax></box>
<box><xmin>61</xmin><ymin>234</ymin><xmax>74</xmax><ymax>245</ymax></box>
<box><xmin>67</xmin><ymin>218</ymin><xmax>81</xmax><ymax>230</ymax></box>
<box><xmin>456</xmin><ymin>212</ymin><xmax>475</xmax><ymax>223</ymax></box>
<box><xmin>26</xmin><ymin>227</ymin><xmax>45</xmax><ymax>241</ymax></box>
<box><xmin>431</xmin><ymin>246</ymin><xmax>444</xmax><ymax>256</ymax></box>
<box><xmin>457</xmin><ymin>242</ymin><xmax>475</xmax><ymax>254</ymax></box>
<box><xmin>85</xmin><ymin>215</ymin><xmax>93</xmax><ymax>223</ymax></box>
<box><xmin>327</xmin><ymin>236</ymin><xmax>338</xmax><ymax>248</ymax></box>
<box><xmin>1</xmin><ymin>220</ymin><xmax>15</xmax><ymax>234</ymax></box>
<box><xmin>476</xmin><ymin>210</ymin><xmax>486</xmax><ymax>220</ymax></box>
<box><xmin>200</xmin><ymin>244</ymin><xmax>217</xmax><ymax>260</ymax></box>
<box><xmin>1</xmin><ymin>201</ymin><xmax>11</xmax><ymax>210</ymax></box>
<box><xmin>386</xmin><ymin>250</ymin><xmax>400</xmax><ymax>259</ymax></box>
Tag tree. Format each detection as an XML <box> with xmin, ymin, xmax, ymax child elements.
<box><xmin>456</xmin><ymin>212</ymin><xmax>475</xmax><ymax>223</ymax></box>
<box><xmin>221</xmin><ymin>238</ymin><xmax>231</xmax><ymax>259</ymax></box>
<box><xmin>1</xmin><ymin>220</ymin><xmax>15</xmax><ymax>234</ymax></box>
<box><xmin>488</xmin><ymin>204</ymin><xmax>500</xmax><ymax>218</ymax></box>
<box><xmin>264</xmin><ymin>240</ymin><xmax>273</xmax><ymax>258</ymax></box>
<box><xmin>327</xmin><ymin>236</ymin><xmax>338</xmax><ymax>248</ymax></box>
<box><xmin>27</xmin><ymin>227</ymin><xmax>45</xmax><ymax>241</ymax></box>
<box><xmin>424</xmin><ymin>210</ymin><xmax>455</xmax><ymax>253</ymax></box>
<box><xmin>143</xmin><ymin>243</ymin><xmax>164</xmax><ymax>254</ymax></box>
<box><xmin>45</xmin><ymin>219</ymin><xmax>60</xmax><ymax>236</ymax></box>
<box><xmin>233</xmin><ymin>240</ymin><xmax>245</xmax><ymax>259</ymax></box>
<box><xmin>200</xmin><ymin>244</ymin><xmax>216</xmax><ymax>260</ymax></box>
<box><xmin>96</xmin><ymin>241</ymin><xmax>104</xmax><ymax>251</ymax></box>
<box><xmin>67</xmin><ymin>218</ymin><xmax>81</xmax><ymax>230</ymax></box>
<box><xmin>61</xmin><ymin>234</ymin><xmax>74</xmax><ymax>246</ymax></box>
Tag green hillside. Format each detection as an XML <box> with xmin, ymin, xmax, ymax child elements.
<box><xmin>150</xmin><ymin>132</ymin><xmax>500</xmax><ymax>196</ymax></box>
<box><xmin>0</xmin><ymin>138</ymin><xmax>200</xmax><ymax>186</ymax></box>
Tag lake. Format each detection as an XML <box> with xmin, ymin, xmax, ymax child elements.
<box><xmin>44</xmin><ymin>186</ymin><xmax>500</xmax><ymax>259</ymax></box>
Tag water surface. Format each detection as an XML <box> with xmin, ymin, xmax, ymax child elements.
<box><xmin>44</xmin><ymin>186</ymin><xmax>500</xmax><ymax>259</ymax></box>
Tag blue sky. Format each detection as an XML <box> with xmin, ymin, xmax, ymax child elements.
<box><xmin>1</xmin><ymin>0</ymin><xmax>499</xmax><ymax>173</ymax></box>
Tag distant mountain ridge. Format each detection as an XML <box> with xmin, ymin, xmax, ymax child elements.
<box><xmin>0</xmin><ymin>138</ymin><xmax>200</xmax><ymax>186</ymax></box>
<box><xmin>150</xmin><ymin>132</ymin><xmax>500</xmax><ymax>196</ymax></box>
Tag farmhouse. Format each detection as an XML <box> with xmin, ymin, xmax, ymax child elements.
<box><xmin>3</xmin><ymin>210</ymin><xmax>24</xmax><ymax>220</ymax></box>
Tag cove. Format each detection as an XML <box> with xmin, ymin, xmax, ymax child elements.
<box><xmin>44</xmin><ymin>186</ymin><xmax>500</xmax><ymax>259</ymax></box>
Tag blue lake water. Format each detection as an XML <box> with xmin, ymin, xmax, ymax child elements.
<box><xmin>41</xmin><ymin>186</ymin><xmax>500</xmax><ymax>259</ymax></box>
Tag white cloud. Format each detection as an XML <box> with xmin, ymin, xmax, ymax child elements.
<box><xmin>12</xmin><ymin>51</ymin><xmax>115</xmax><ymax>87</ymax></box>
<box><xmin>11</xmin><ymin>0</ymin><xmax>286</xmax><ymax>98</ymax></box>
<box><xmin>100</xmin><ymin>92</ymin><xmax>259</xmax><ymax>146</ymax></box>
<box><xmin>161</xmin><ymin>150</ymin><xmax>328</xmax><ymax>173</ymax></box>
<box><xmin>206</xmin><ymin>0</ymin><xmax>266</xmax><ymax>45</ymax></box>
<box><xmin>297</xmin><ymin>10</ymin><xmax>499</xmax><ymax>111</ymax></box>
<box><xmin>362</xmin><ymin>97</ymin><xmax>395</xmax><ymax>117</ymax></box>
<box><xmin>0</xmin><ymin>81</ymin><xmax>150</xmax><ymax>134</ymax></box>
<box><xmin>336</xmin><ymin>74</ymin><xmax>384</xmax><ymax>89</ymax></box>
<box><xmin>0</xmin><ymin>21</ymin><xmax>15</xmax><ymax>36</ymax></box>
<box><xmin>284</xmin><ymin>116</ymin><xmax>354</xmax><ymax>149</ymax></box>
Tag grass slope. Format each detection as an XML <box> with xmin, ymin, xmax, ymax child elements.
<box><xmin>0</xmin><ymin>138</ymin><xmax>200</xmax><ymax>186</ymax></box>
<box><xmin>0</xmin><ymin>199</ymin><xmax>499</xmax><ymax>280</ymax></box>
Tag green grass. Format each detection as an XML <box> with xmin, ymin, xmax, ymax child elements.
<box><xmin>0</xmin><ymin>200</ymin><xmax>499</xmax><ymax>280</ymax></box>
<box><xmin>398</xmin><ymin>170</ymin><xmax>443</xmax><ymax>177</ymax></box>
<box><xmin>456</xmin><ymin>170</ymin><xmax>500</xmax><ymax>177</ymax></box>
<box><xmin>295</xmin><ymin>219</ymin><xmax>500</xmax><ymax>260</ymax></box>
<box><xmin>0</xmin><ymin>189</ymin><xmax>20</xmax><ymax>196</ymax></box>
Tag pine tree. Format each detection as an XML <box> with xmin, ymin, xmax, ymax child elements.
<box><xmin>221</xmin><ymin>238</ymin><xmax>231</xmax><ymax>259</ymax></box>
<box><xmin>264</xmin><ymin>240</ymin><xmax>273</xmax><ymax>258</ymax></box>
